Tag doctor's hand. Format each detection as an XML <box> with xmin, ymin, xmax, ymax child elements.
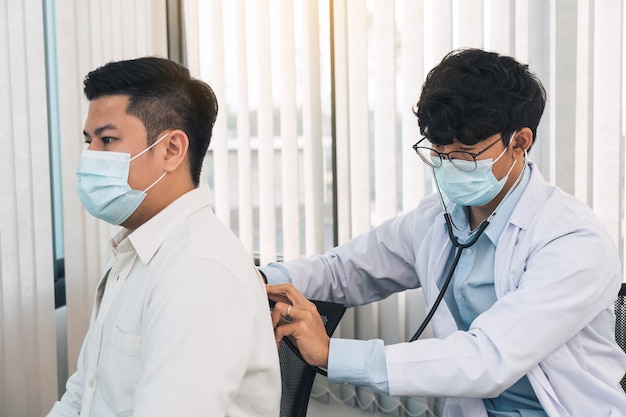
<box><xmin>266</xmin><ymin>283</ymin><xmax>330</xmax><ymax>369</ymax></box>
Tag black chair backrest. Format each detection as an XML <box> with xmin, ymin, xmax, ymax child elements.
<box><xmin>614</xmin><ymin>283</ymin><xmax>626</xmax><ymax>391</ymax></box>
<box><xmin>277</xmin><ymin>299</ymin><xmax>346</xmax><ymax>417</ymax></box>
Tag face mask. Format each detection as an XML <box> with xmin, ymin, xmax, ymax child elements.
<box><xmin>433</xmin><ymin>141</ymin><xmax>517</xmax><ymax>207</ymax></box>
<box><xmin>76</xmin><ymin>133</ymin><xmax>169</xmax><ymax>225</ymax></box>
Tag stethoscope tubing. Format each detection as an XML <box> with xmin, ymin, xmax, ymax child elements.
<box><xmin>409</xmin><ymin>214</ymin><xmax>489</xmax><ymax>342</ymax></box>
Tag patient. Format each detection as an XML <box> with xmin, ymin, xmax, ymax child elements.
<box><xmin>47</xmin><ymin>56</ymin><xmax>280</xmax><ymax>417</ymax></box>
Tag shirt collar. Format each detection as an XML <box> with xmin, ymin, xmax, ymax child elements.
<box><xmin>110</xmin><ymin>184</ymin><xmax>214</xmax><ymax>264</ymax></box>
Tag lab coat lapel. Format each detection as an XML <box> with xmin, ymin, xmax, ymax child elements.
<box><xmin>493</xmin><ymin>162</ymin><xmax>547</xmax><ymax>297</ymax></box>
<box><xmin>495</xmin><ymin>163</ymin><xmax>571</xmax><ymax>416</ymax></box>
<box><xmin>435</xmin><ymin>163</ymin><xmax>570</xmax><ymax>417</ymax></box>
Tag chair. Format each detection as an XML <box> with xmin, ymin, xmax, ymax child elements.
<box><xmin>614</xmin><ymin>283</ymin><xmax>626</xmax><ymax>391</ymax></box>
<box><xmin>276</xmin><ymin>299</ymin><xmax>346</xmax><ymax>417</ymax></box>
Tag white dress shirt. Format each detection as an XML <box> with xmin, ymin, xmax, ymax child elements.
<box><xmin>48</xmin><ymin>185</ymin><xmax>281</xmax><ymax>417</ymax></box>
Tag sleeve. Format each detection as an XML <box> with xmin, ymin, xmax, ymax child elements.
<box><xmin>328</xmin><ymin>338</ymin><xmax>390</xmax><ymax>395</ymax></box>
<box><xmin>265</xmin><ymin>207</ymin><xmax>428</xmax><ymax>307</ymax></box>
<box><xmin>46</xmin><ymin>402</ymin><xmax>80</xmax><ymax>417</ymax></box>
<box><xmin>46</xmin><ymin>336</ymin><xmax>89</xmax><ymax>416</ymax></box>
<box><xmin>46</xmin><ymin>374</ymin><xmax>83</xmax><ymax>417</ymax></box>
<box><xmin>46</xmin><ymin>376</ymin><xmax>82</xmax><ymax>417</ymax></box>
<box><xmin>260</xmin><ymin>263</ymin><xmax>292</xmax><ymax>285</ymax></box>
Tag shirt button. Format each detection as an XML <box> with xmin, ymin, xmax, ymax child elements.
<box><xmin>87</xmin><ymin>378</ymin><xmax>95</xmax><ymax>388</ymax></box>
<box><xmin>465</xmin><ymin>248</ymin><xmax>472</xmax><ymax>255</ymax></box>
<box><xmin>456</xmin><ymin>293</ymin><xmax>463</xmax><ymax>300</ymax></box>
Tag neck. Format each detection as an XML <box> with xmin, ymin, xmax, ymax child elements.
<box><xmin>121</xmin><ymin>173</ymin><xmax>195</xmax><ymax>231</ymax></box>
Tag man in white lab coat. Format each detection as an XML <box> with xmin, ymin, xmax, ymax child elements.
<box><xmin>264</xmin><ymin>48</ymin><xmax>626</xmax><ymax>416</ymax></box>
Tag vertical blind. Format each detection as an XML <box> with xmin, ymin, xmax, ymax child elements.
<box><xmin>188</xmin><ymin>0</ymin><xmax>624</xmax><ymax>415</ymax></box>
<box><xmin>196</xmin><ymin>0</ymin><xmax>332</xmax><ymax>266</ymax></box>
<box><xmin>0</xmin><ymin>2</ymin><xmax>58</xmax><ymax>416</ymax></box>
<box><xmin>2</xmin><ymin>1</ymin><xmax>168</xmax><ymax>415</ymax></box>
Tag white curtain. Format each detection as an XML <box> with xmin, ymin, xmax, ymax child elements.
<box><xmin>188</xmin><ymin>0</ymin><xmax>624</xmax><ymax>416</ymax></box>
<box><xmin>0</xmin><ymin>2</ymin><xmax>58</xmax><ymax>416</ymax></box>
<box><xmin>1</xmin><ymin>1</ymin><xmax>168</xmax><ymax>415</ymax></box>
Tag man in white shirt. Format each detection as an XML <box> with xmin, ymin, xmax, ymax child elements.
<box><xmin>264</xmin><ymin>49</ymin><xmax>626</xmax><ymax>416</ymax></box>
<box><xmin>48</xmin><ymin>56</ymin><xmax>281</xmax><ymax>417</ymax></box>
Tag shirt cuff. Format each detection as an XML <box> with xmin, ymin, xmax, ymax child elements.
<box><xmin>259</xmin><ymin>263</ymin><xmax>292</xmax><ymax>285</ymax></box>
<box><xmin>328</xmin><ymin>338</ymin><xmax>390</xmax><ymax>395</ymax></box>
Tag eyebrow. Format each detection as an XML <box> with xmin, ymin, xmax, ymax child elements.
<box><xmin>83</xmin><ymin>123</ymin><xmax>118</xmax><ymax>138</ymax></box>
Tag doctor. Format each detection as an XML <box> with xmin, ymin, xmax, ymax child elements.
<box><xmin>264</xmin><ymin>48</ymin><xmax>626</xmax><ymax>416</ymax></box>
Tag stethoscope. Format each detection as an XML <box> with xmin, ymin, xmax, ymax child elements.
<box><xmin>409</xmin><ymin>152</ymin><xmax>527</xmax><ymax>342</ymax></box>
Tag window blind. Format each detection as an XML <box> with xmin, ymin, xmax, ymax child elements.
<box><xmin>0</xmin><ymin>2</ymin><xmax>58</xmax><ymax>416</ymax></box>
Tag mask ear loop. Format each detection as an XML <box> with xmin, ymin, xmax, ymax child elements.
<box><xmin>131</xmin><ymin>132</ymin><xmax>171</xmax><ymax>193</ymax></box>
<box><xmin>130</xmin><ymin>132</ymin><xmax>170</xmax><ymax>162</ymax></box>
<box><xmin>491</xmin><ymin>130</ymin><xmax>518</xmax><ymax>164</ymax></box>
<box><xmin>143</xmin><ymin>171</ymin><xmax>167</xmax><ymax>193</ymax></box>
<box><xmin>500</xmin><ymin>154</ymin><xmax>518</xmax><ymax>179</ymax></box>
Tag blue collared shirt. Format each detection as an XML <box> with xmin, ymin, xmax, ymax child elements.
<box><xmin>441</xmin><ymin>168</ymin><xmax>546</xmax><ymax>416</ymax></box>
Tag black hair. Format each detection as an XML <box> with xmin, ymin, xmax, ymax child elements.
<box><xmin>415</xmin><ymin>48</ymin><xmax>546</xmax><ymax>150</ymax></box>
<box><xmin>83</xmin><ymin>56</ymin><xmax>218</xmax><ymax>186</ymax></box>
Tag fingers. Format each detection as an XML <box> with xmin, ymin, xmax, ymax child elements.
<box><xmin>265</xmin><ymin>283</ymin><xmax>331</xmax><ymax>367</ymax></box>
<box><xmin>272</xmin><ymin>306</ymin><xmax>330</xmax><ymax>368</ymax></box>
<box><xmin>270</xmin><ymin>296</ymin><xmax>321</xmax><ymax>328</ymax></box>
<box><xmin>266</xmin><ymin>289</ymin><xmax>291</xmax><ymax>306</ymax></box>
<box><xmin>269</xmin><ymin>303</ymin><xmax>296</xmax><ymax>348</ymax></box>
<box><xmin>270</xmin><ymin>300</ymin><xmax>299</xmax><ymax>328</ymax></box>
<box><xmin>265</xmin><ymin>283</ymin><xmax>309</xmax><ymax>308</ymax></box>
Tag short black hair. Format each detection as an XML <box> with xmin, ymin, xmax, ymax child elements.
<box><xmin>83</xmin><ymin>56</ymin><xmax>218</xmax><ymax>186</ymax></box>
<box><xmin>415</xmin><ymin>48</ymin><xmax>546</xmax><ymax>150</ymax></box>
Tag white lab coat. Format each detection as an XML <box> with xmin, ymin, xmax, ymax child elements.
<box><xmin>283</xmin><ymin>162</ymin><xmax>626</xmax><ymax>417</ymax></box>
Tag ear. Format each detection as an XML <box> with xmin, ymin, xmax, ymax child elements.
<box><xmin>511</xmin><ymin>127</ymin><xmax>533</xmax><ymax>157</ymax></box>
<box><xmin>162</xmin><ymin>130</ymin><xmax>189</xmax><ymax>172</ymax></box>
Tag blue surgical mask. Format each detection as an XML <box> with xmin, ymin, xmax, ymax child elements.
<box><xmin>76</xmin><ymin>133</ymin><xmax>169</xmax><ymax>225</ymax></box>
<box><xmin>433</xmin><ymin>143</ymin><xmax>517</xmax><ymax>207</ymax></box>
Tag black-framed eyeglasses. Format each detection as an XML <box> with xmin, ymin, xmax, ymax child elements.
<box><xmin>412</xmin><ymin>135</ymin><xmax>505</xmax><ymax>172</ymax></box>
